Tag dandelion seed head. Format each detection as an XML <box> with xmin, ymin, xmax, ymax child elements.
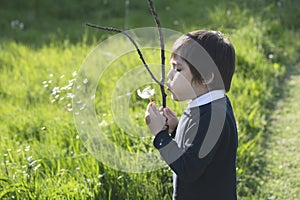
<box><xmin>27</xmin><ymin>156</ymin><xmax>33</xmax><ymax>162</ymax></box>
<box><xmin>76</xmin><ymin>99</ymin><xmax>82</xmax><ymax>104</ymax></box>
<box><xmin>268</xmin><ymin>54</ymin><xmax>274</xmax><ymax>59</ymax></box>
<box><xmin>72</xmin><ymin>71</ymin><xmax>77</xmax><ymax>77</ymax></box>
<box><xmin>83</xmin><ymin>78</ymin><xmax>88</xmax><ymax>84</ymax></box>
<box><xmin>67</xmin><ymin>93</ymin><xmax>74</xmax><ymax>99</ymax></box>
<box><xmin>98</xmin><ymin>120</ymin><xmax>108</xmax><ymax>127</ymax></box>
<box><xmin>80</xmin><ymin>103</ymin><xmax>86</xmax><ymax>111</ymax></box>
<box><xmin>52</xmin><ymin>87</ymin><xmax>60</xmax><ymax>95</ymax></box>
<box><xmin>98</xmin><ymin>174</ymin><xmax>104</xmax><ymax>178</ymax></box>
<box><xmin>173</xmin><ymin>20</ymin><xmax>179</xmax><ymax>26</ymax></box>
<box><xmin>24</xmin><ymin>146</ymin><xmax>30</xmax><ymax>152</ymax></box>
<box><xmin>29</xmin><ymin>160</ymin><xmax>38</xmax><ymax>167</ymax></box>
<box><xmin>33</xmin><ymin>164</ymin><xmax>41</xmax><ymax>171</ymax></box>
<box><xmin>137</xmin><ymin>86</ymin><xmax>155</xmax><ymax>99</ymax></box>
<box><xmin>19</xmin><ymin>22</ymin><xmax>24</xmax><ymax>30</ymax></box>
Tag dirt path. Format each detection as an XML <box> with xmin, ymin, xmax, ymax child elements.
<box><xmin>256</xmin><ymin>63</ymin><xmax>300</xmax><ymax>199</ymax></box>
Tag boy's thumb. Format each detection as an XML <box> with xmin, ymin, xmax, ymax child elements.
<box><xmin>164</xmin><ymin>107</ymin><xmax>176</xmax><ymax>118</ymax></box>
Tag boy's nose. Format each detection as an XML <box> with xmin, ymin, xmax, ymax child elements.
<box><xmin>168</xmin><ymin>69</ymin><xmax>174</xmax><ymax>80</ymax></box>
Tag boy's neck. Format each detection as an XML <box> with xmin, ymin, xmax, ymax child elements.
<box><xmin>192</xmin><ymin>86</ymin><xmax>209</xmax><ymax>100</ymax></box>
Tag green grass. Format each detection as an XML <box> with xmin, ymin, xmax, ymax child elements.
<box><xmin>0</xmin><ymin>0</ymin><xmax>299</xmax><ymax>199</ymax></box>
<box><xmin>254</xmin><ymin>63</ymin><xmax>300</xmax><ymax>200</ymax></box>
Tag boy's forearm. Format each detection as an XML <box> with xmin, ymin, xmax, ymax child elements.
<box><xmin>153</xmin><ymin>129</ymin><xmax>217</xmax><ymax>182</ymax></box>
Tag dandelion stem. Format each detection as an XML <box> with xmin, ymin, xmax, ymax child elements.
<box><xmin>147</xmin><ymin>0</ymin><xmax>167</xmax><ymax>108</ymax></box>
<box><xmin>86</xmin><ymin>23</ymin><xmax>161</xmax><ymax>86</ymax></box>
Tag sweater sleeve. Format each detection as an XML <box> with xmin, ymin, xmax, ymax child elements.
<box><xmin>153</xmin><ymin>109</ymin><xmax>227</xmax><ymax>183</ymax></box>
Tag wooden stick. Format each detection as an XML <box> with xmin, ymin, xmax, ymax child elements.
<box><xmin>147</xmin><ymin>0</ymin><xmax>167</xmax><ymax>108</ymax></box>
<box><xmin>86</xmin><ymin>23</ymin><xmax>161</xmax><ymax>86</ymax></box>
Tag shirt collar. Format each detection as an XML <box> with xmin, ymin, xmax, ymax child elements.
<box><xmin>188</xmin><ymin>90</ymin><xmax>225</xmax><ymax>108</ymax></box>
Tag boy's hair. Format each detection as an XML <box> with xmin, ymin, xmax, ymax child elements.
<box><xmin>171</xmin><ymin>30</ymin><xmax>235</xmax><ymax>92</ymax></box>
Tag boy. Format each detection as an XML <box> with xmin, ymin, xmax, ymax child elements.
<box><xmin>145</xmin><ymin>30</ymin><xmax>238</xmax><ymax>200</ymax></box>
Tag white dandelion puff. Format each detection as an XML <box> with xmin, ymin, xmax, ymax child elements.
<box><xmin>83</xmin><ymin>78</ymin><xmax>88</xmax><ymax>84</ymax></box>
<box><xmin>72</xmin><ymin>71</ymin><xmax>77</xmax><ymax>77</ymax></box>
<box><xmin>52</xmin><ymin>87</ymin><xmax>60</xmax><ymax>95</ymax></box>
<box><xmin>137</xmin><ymin>86</ymin><xmax>155</xmax><ymax>101</ymax></box>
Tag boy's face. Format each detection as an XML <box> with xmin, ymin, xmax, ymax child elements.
<box><xmin>166</xmin><ymin>55</ymin><xmax>200</xmax><ymax>101</ymax></box>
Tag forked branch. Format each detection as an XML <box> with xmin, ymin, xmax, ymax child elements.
<box><xmin>86</xmin><ymin>0</ymin><xmax>167</xmax><ymax>107</ymax></box>
<box><xmin>86</xmin><ymin>23</ymin><xmax>161</xmax><ymax>86</ymax></box>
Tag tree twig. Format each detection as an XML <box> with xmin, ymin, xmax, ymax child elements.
<box><xmin>147</xmin><ymin>0</ymin><xmax>167</xmax><ymax>108</ymax></box>
<box><xmin>86</xmin><ymin>23</ymin><xmax>161</xmax><ymax>86</ymax></box>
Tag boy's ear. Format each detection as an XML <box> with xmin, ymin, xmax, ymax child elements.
<box><xmin>202</xmin><ymin>72</ymin><xmax>214</xmax><ymax>85</ymax></box>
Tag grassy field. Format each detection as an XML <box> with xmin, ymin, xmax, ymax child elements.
<box><xmin>1</xmin><ymin>0</ymin><xmax>299</xmax><ymax>199</ymax></box>
<box><xmin>255</xmin><ymin>63</ymin><xmax>300</xmax><ymax>199</ymax></box>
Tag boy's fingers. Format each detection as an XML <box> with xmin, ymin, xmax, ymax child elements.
<box><xmin>145</xmin><ymin>115</ymin><xmax>151</xmax><ymax>125</ymax></box>
<box><xmin>146</xmin><ymin>102</ymin><xmax>156</xmax><ymax>115</ymax></box>
<box><xmin>146</xmin><ymin>102</ymin><xmax>155</xmax><ymax>111</ymax></box>
<box><xmin>159</xmin><ymin>106</ymin><xmax>163</xmax><ymax>112</ymax></box>
<box><xmin>164</xmin><ymin>107</ymin><xmax>176</xmax><ymax>118</ymax></box>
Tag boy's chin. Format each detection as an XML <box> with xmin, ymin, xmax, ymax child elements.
<box><xmin>171</xmin><ymin>94</ymin><xmax>185</xmax><ymax>102</ymax></box>
<box><xmin>170</xmin><ymin>93</ymin><xmax>178</xmax><ymax>101</ymax></box>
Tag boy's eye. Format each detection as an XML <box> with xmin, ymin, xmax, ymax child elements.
<box><xmin>175</xmin><ymin>68</ymin><xmax>181</xmax><ymax>72</ymax></box>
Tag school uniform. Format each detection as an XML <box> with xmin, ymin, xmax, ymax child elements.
<box><xmin>154</xmin><ymin>90</ymin><xmax>238</xmax><ymax>200</ymax></box>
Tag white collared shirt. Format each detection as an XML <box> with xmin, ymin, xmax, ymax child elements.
<box><xmin>188</xmin><ymin>90</ymin><xmax>225</xmax><ymax>108</ymax></box>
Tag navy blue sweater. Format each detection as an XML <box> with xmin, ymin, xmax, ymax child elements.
<box><xmin>154</xmin><ymin>97</ymin><xmax>238</xmax><ymax>200</ymax></box>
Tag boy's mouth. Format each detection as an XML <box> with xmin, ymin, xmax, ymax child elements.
<box><xmin>166</xmin><ymin>82</ymin><xmax>171</xmax><ymax>91</ymax></box>
<box><xmin>166</xmin><ymin>83</ymin><xmax>174</xmax><ymax>95</ymax></box>
<box><xmin>165</xmin><ymin>83</ymin><xmax>178</xmax><ymax>100</ymax></box>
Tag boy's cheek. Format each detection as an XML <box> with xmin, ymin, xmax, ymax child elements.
<box><xmin>170</xmin><ymin>75</ymin><xmax>196</xmax><ymax>101</ymax></box>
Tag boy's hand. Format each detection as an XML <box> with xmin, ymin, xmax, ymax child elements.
<box><xmin>145</xmin><ymin>102</ymin><xmax>166</xmax><ymax>136</ymax></box>
<box><xmin>162</xmin><ymin>107</ymin><xmax>178</xmax><ymax>134</ymax></box>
